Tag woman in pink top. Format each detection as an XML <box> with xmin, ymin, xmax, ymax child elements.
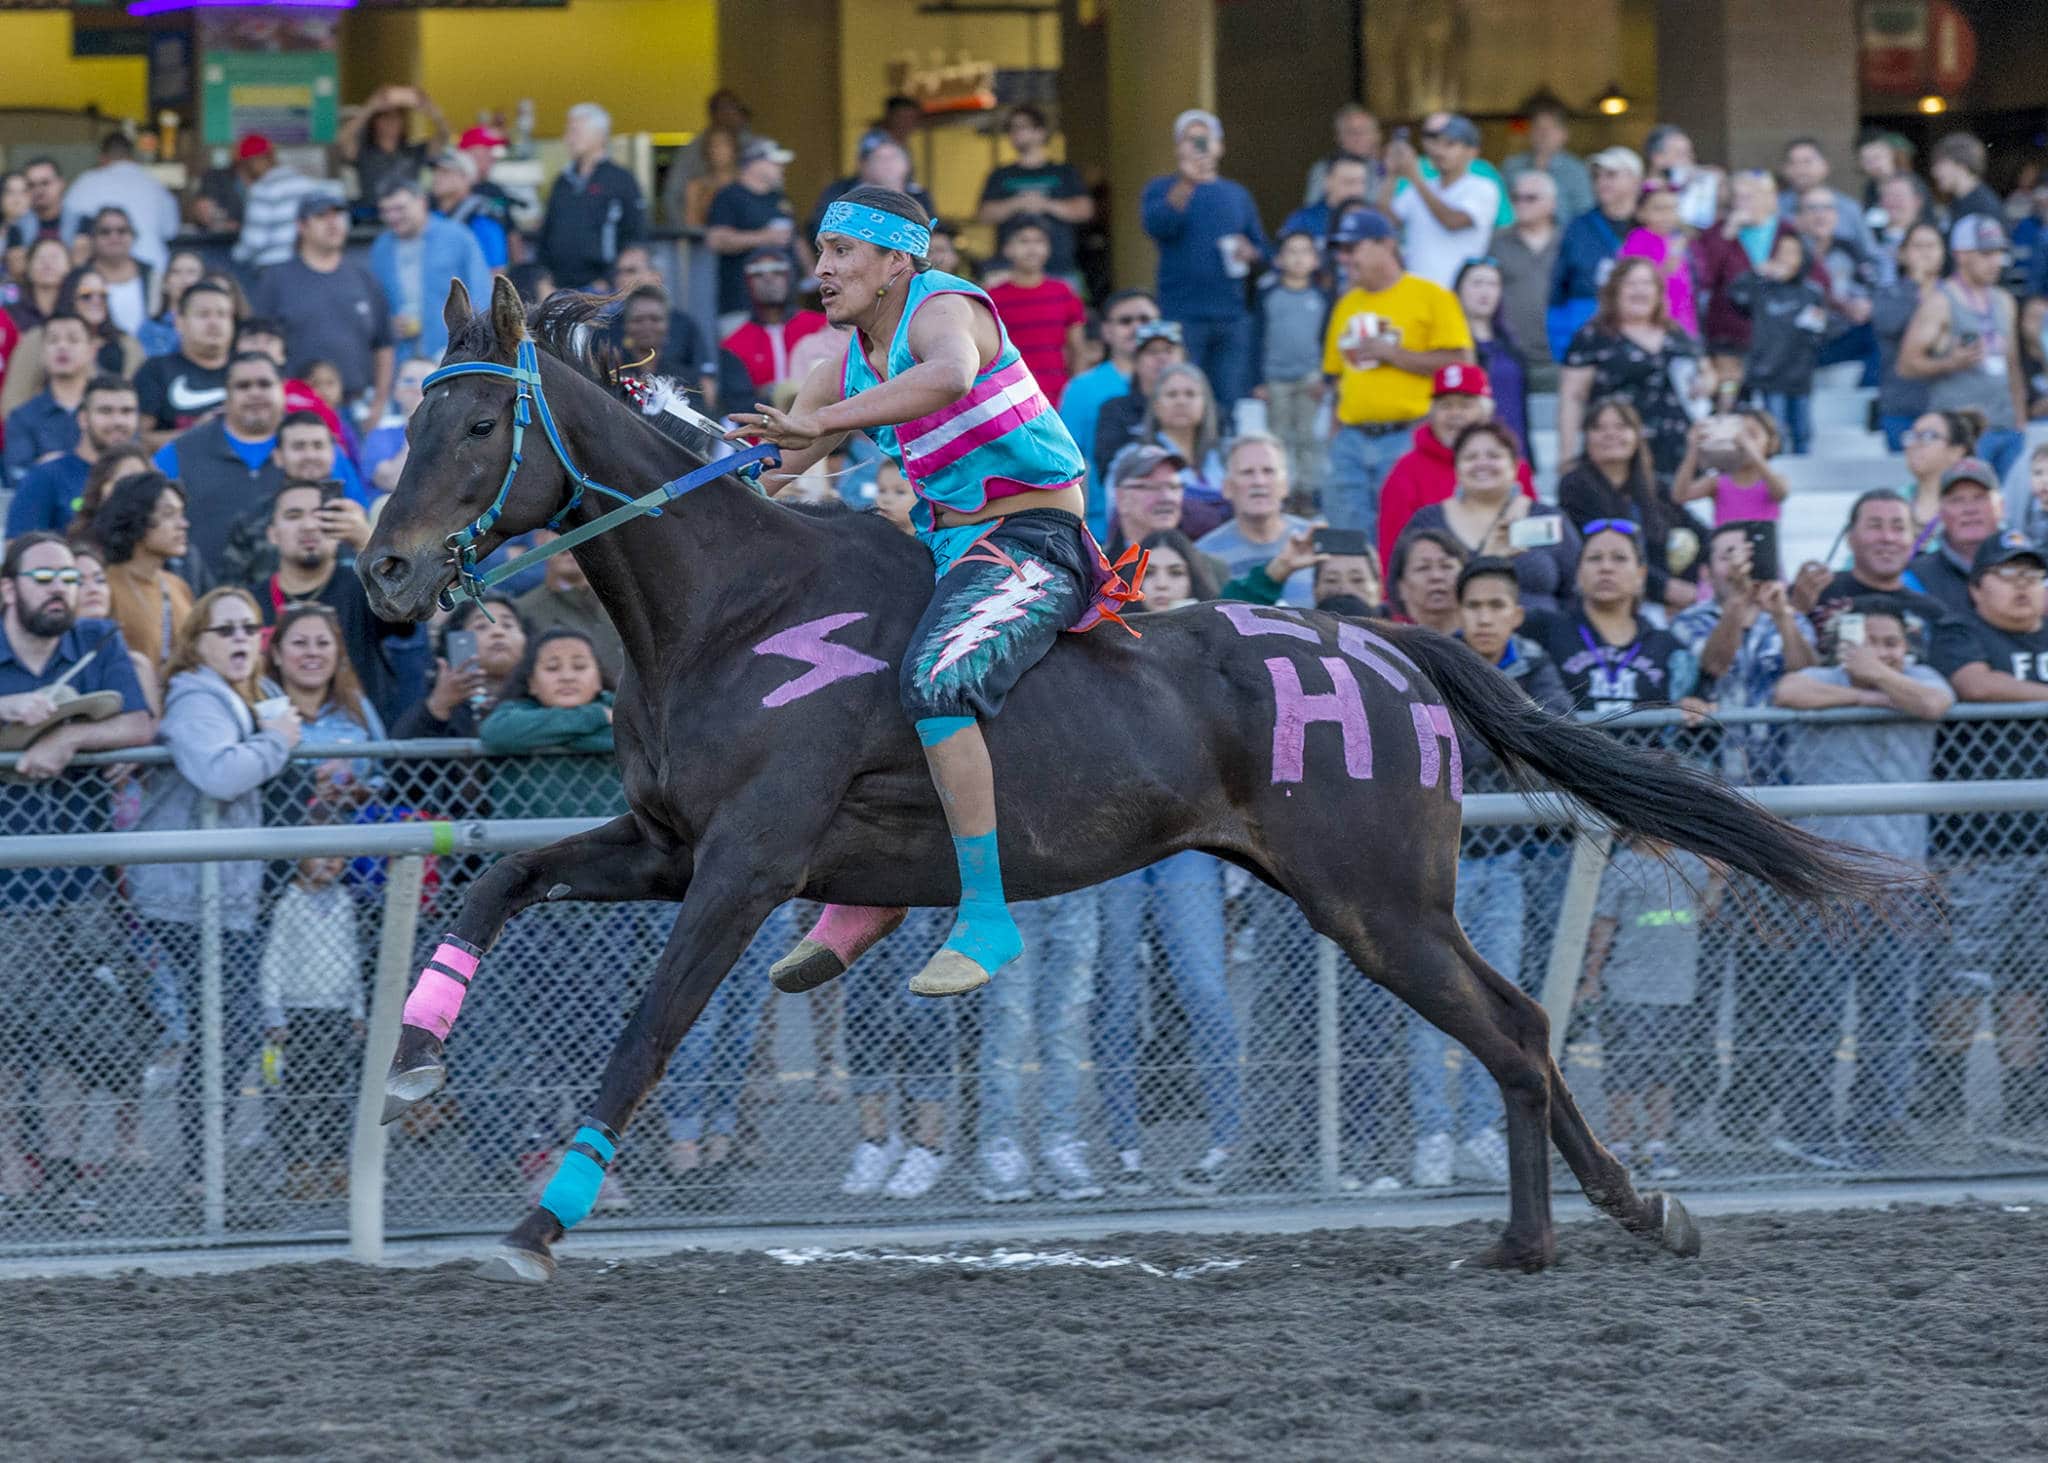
<box><xmin>1619</xmin><ymin>181</ymin><xmax>1699</xmax><ymax>337</ymax></box>
<box><xmin>1671</xmin><ymin>408</ymin><xmax>1790</xmax><ymax>524</ymax></box>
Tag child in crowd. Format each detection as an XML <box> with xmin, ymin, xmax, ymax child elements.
<box><xmin>1579</xmin><ymin>838</ymin><xmax>1717</xmax><ymax>1181</ymax></box>
<box><xmin>1619</xmin><ymin>180</ymin><xmax>1699</xmax><ymax>336</ymax></box>
<box><xmin>871</xmin><ymin>460</ymin><xmax>917</xmax><ymax>535</ymax></box>
<box><xmin>1672</xmin><ymin>407</ymin><xmax>1791</xmax><ymax>525</ymax></box>
<box><xmin>1727</xmin><ymin>232</ymin><xmax>1827</xmax><ymax>455</ymax></box>
<box><xmin>1252</xmin><ymin>231</ymin><xmax>1332</xmax><ymax>495</ymax></box>
<box><xmin>985</xmin><ymin>216</ymin><xmax>1086</xmax><ymax>404</ymax></box>
<box><xmin>259</xmin><ymin>853</ymin><xmax>365</xmax><ymax>1201</ymax></box>
<box><xmin>2023</xmin><ymin>442</ymin><xmax>2048</xmax><ymax>544</ymax></box>
<box><xmin>479</xmin><ymin>627</ymin><xmax>618</xmax><ymax>818</ymax></box>
<box><xmin>301</xmin><ymin>358</ymin><xmax>364</xmax><ymax>466</ymax></box>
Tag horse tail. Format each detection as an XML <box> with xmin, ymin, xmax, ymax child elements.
<box><xmin>1386</xmin><ymin>624</ymin><xmax>1922</xmax><ymax>917</ymax></box>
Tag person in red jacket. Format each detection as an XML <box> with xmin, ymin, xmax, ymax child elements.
<box><xmin>1374</xmin><ymin>362</ymin><xmax>1534</xmax><ymax>570</ymax></box>
<box><xmin>720</xmin><ymin>249</ymin><xmax>830</xmax><ymax>398</ymax></box>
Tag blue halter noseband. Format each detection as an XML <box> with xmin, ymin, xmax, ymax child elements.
<box><xmin>421</xmin><ymin>337</ymin><xmax>780</xmax><ymax>610</ymax></box>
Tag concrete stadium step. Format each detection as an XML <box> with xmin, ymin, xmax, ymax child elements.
<box><xmin>1810</xmin><ymin>386</ymin><xmax>1876</xmax><ymax>433</ymax></box>
<box><xmin>1776</xmin><ymin>451</ymin><xmax>1905</xmax><ymax>495</ymax></box>
<box><xmin>1527</xmin><ymin>392</ymin><xmax>1559</xmax><ymax>432</ymax></box>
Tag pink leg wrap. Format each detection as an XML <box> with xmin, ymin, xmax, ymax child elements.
<box><xmin>401</xmin><ymin>940</ymin><xmax>480</xmax><ymax>1040</ymax></box>
<box><xmin>806</xmin><ymin>905</ymin><xmax>907</xmax><ymax>965</ymax></box>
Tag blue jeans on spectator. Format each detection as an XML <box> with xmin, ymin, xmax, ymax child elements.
<box><xmin>1180</xmin><ymin>315</ymin><xmax>1254</xmax><ymax>411</ymax></box>
<box><xmin>844</xmin><ymin>908</ymin><xmax>957</xmax><ymax>1106</ymax></box>
<box><xmin>1407</xmin><ymin>854</ymin><xmax>1524</xmax><ymax>1140</ymax></box>
<box><xmin>661</xmin><ymin>904</ymin><xmax>793</xmax><ymax>1144</ymax></box>
<box><xmin>1093</xmin><ymin>852</ymin><xmax>1242</xmax><ymax>1154</ymax></box>
<box><xmin>1780</xmin><ymin>923</ymin><xmax>1924</xmax><ymax>1147</ymax></box>
<box><xmin>1764</xmin><ymin>391</ymin><xmax>1814</xmax><ymax>455</ymax></box>
<box><xmin>1879</xmin><ymin>412</ymin><xmax>1918</xmax><ymax>452</ymax></box>
<box><xmin>1818</xmin><ymin>321</ymin><xmax>1880</xmax><ymax>386</ymax></box>
<box><xmin>1324</xmin><ymin>424</ymin><xmax>1415</xmax><ymax>539</ymax></box>
<box><xmin>977</xmin><ymin>889</ymin><xmax>1099</xmax><ymax>1152</ymax></box>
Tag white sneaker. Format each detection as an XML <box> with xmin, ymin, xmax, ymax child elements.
<box><xmin>1410</xmin><ymin>1131</ymin><xmax>1455</xmax><ymax>1188</ymax></box>
<box><xmin>1338</xmin><ymin>1172</ymin><xmax>1404</xmax><ymax>1195</ymax></box>
<box><xmin>1455</xmin><ymin>1128</ymin><xmax>1510</xmax><ymax>1184</ymax></box>
<box><xmin>1040</xmin><ymin>1135</ymin><xmax>1105</xmax><ymax>1200</ymax></box>
<box><xmin>882</xmin><ymin>1145</ymin><xmax>948</xmax><ymax>1199</ymax></box>
<box><xmin>840</xmin><ymin>1134</ymin><xmax>906</xmax><ymax>1196</ymax></box>
<box><xmin>976</xmin><ymin>1137</ymin><xmax>1032</xmax><ymax>1202</ymax></box>
<box><xmin>1110</xmin><ymin>1147</ymin><xmax>1153</xmax><ymax>1196</ymax></box>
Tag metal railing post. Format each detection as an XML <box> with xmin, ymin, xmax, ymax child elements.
<box><xmin>197</xmin><ymin>799</ymin><xmax>225</xmax><ymax>1238</ymax></box>
<box><xmin>1539</xmin><ymin>832</ymin><xmax>1614</xmax><ymax>1062</ymax></box>
<box><xmin>1315</xmin><ymin>935</ymin><xmax>1341</xmax><ymax>1193</ymax></box>
<box><xmin>351</xmin><ymin>856</ymin><xmax>426</xmax><ymax>1265</ymax></box>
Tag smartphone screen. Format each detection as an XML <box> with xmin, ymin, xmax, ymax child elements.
<box><xmin>444</xmin><ymin>630</ymin><xmax>480</xmax><ymax>668</ymax></box>
<box><xmin>1734</xmin><ymin>519</ymin><xmax>1780</xmax><ymax>583</ymax></box>
<box><xmin>1312</xmin><ymin>527</ymin><xmax>1370</xmax><ymax>557</ymax></box>
<box><xmin>1508</xmin><ymin>516</ymin><xmax>1564</xmax><ymax>550</ymax></box>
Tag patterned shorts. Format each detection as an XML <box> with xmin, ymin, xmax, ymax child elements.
<box><xmin>900</xmin><ymin>509</ymin><xmax>1093</xmax><ymax>722</ymax></box>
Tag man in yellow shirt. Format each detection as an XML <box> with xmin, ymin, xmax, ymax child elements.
<box><xmin>1321</xmin><ymin>209</ymin><xmax>1474</xmax><ymax>538</ymax></box>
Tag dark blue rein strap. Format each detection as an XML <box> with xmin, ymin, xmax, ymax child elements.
<box><xmin>421</xmin><ymin>338</ymin><xmax>781</xmax><ymax>610</ymax></box>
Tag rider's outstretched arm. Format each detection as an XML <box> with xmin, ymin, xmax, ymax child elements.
<box><xmin>760</xmin><ymin>340</ymin><xmax>854</xmax><ymax>495</ymax></box>
<box><xmin>804</xmin><ymin>294</ymin><xmax>984</xmax><ymax>435</ymax></box>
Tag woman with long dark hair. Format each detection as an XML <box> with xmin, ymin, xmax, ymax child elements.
<box><xmin>1453</xmin><ymin>257</ymin><xmax>1528</xmax><ymax>452</ymax></box>
<box><xmin>1556</xmin><ymin>395</ymin><xmax>1702</xmax><ymax>613</ymax></box>
<box><xmin>1401</xmin><ymin>422</ymin><xmax>1579</xmax><ymax>614</ymax></box>
<box><xmin>1557</xmin><ymin>255</ymin><xmax>1708</xmax><ymax>475</ymax></box>
<box><xmin>267</xmin><ymin>601</ymin><xmax>386</xmax><ymax>807</ymax></box>
<box><xmin>1532</xmin><ymin>523</ymin><xmax>1704</xmax><ymax>716</ymax></box>
<box><xmin>1872</xmin><ymin>220</ymin><xmax>1947</xmax><ymax>451</ymax></box>
<box><xmin>91</xmin><ymin>472</ymin><xmax>194</xmax><ymax>688</ymax></box>
<box><xmin>0</xmin><ymin>265</ymin><xmax>145</xmax><ymax>414</ymax></box>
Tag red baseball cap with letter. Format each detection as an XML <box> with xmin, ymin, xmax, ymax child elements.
<box><xmin>1432</xmin><ymin>363</ymin><xmax>1491</xmax><ymax>398</ymax></box>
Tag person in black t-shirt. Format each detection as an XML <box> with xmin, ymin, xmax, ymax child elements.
<box><xmin>1792</xmin><ymin>488</ymin><xmax>1954</xmax><ymax>654</ymax></box>
<box><xmin>1527</xmin><ymin>522</ymin><xmax>1704</xmax><ymax>716</ymax></box>
<box><xmin>132</xmin><ymin>280</ymin><xmax>236</xmax><ymax>447</ymax></box>
<box><xmin>976</xmin><ymin>105</ymin><xmax>1094</xmax><ymax>283</ymax></box>
<box><xmin>705</xmin><ymin>140</ymin><xmax>806</xmax><ymax>325</ymax></box>
<box><xmin>1924</xmin><ymin>528</ymin><xmax>2048</xmax><ymax>1133</ymax></box>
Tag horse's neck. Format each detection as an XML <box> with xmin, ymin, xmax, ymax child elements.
<box><xmin>557</xmin><ymin>402</ymin><xmax>794</xmax><ymax>670</ymax></box>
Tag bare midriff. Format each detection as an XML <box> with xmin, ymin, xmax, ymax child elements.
<box><xmin>931</xmin><ymin>481</ymin><xmax>1085</xmax><ymax>528</ymax></box>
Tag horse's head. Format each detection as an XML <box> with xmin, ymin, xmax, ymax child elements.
<box><xmin>361</xmin><ymin>275</ymin><xmax>579</xmax><ymax>621</ymax></box>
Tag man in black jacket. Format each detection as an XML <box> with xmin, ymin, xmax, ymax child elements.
<box><xmin>538</xmin><ymin>103</ymin><xmax>645</xmax><ymax>290</ymax></box>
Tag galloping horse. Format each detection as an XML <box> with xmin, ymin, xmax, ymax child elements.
<box><xmin>362</xmin><ymin>277</ymin><xmax>1904</xmax><ymax>1282</ymax></box>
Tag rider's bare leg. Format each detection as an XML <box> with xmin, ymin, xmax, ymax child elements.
<box><xmin>770</xmin><ymin>904</ymin><xmax>908</xmax><ymax>993</ymax></box>
<box><xmin>910</xmin><ymin>716</ymin><xmax>1023</xmax><ymax>996</ymax></box>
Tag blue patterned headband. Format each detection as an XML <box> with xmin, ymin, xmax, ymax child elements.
<box><xmin>817</xmin><ymin>200</ymin><xmax>930</xmax><ymax>259</ymax></box>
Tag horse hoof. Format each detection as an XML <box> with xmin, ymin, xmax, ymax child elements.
<box><xmin>1459</xmin><ymin>1232</ymin><xmax>1557</xmax><ymax>1273</ymax></box>
<box><xmin>907</xmin><ymin>951</ymin><xmax>992</xmax><ymax>998</ymax></box>
<box><xmin>475</xmin><ymin>1245</ymin><xmax>556</xmax><ymax>1284</ymax></box>
<box><xmin>1652</xmin><ymin>1192</ymin><xmax>1701</xmax><ymax>1258</ymax></box>
<box><xmin>381</xmin><ymin>1061</ymin><xmax>447</xmax><ymax>1125</ymax></box>
<box><xmin>770</xmin><ymin>940</ymin><xmax>848</xmax><ymax>994</ymax></box>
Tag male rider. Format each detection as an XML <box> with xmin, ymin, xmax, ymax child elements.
<box><xmin>728</xmin><ymin>184</ymin><xmax>1128</xmax><ymax>999</ymax></box>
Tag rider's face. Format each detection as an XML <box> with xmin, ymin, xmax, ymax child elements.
<box><xmin>814</xmin><ymin>233</ymin><xmax>906</xmax><ymax>326</ymax></box>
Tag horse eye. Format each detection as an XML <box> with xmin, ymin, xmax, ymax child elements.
<box><xmin>468</xmin><ymin>418</ymin><xmax>496</xmax><ymax>438</ymax></box>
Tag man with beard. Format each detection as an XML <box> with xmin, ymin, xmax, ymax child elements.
<box><xmin>0</xmin><ymin>532</ymin><xmax>153</xmax><ymax>1222</ymax></box>
<box><xmin>133</xmin><ymin>280</ymin><xmax>237</xmax><ymax>446</ymax></box>
<box><xmin>251</xmin><ymin>480</ymin><xmax>411</xmax><ymax>724</ymax></box>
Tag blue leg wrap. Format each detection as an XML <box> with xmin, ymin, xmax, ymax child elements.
<box><xmin>942</xmin><ymin>828</ymin><xmax>1024</xmax><ymax>976</ymax></box>
<box><xmin>538</xmin><ymin>1121</ymin><xmax>618</xmax><ymax>1230</ymax></box>
<box><xmin>915</xmin><ymin>714</ymin><xmax>975</xmax><ymax>748</ymax></box>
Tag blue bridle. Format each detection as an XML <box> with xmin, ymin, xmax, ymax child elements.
<box><xmin>420</xmin><ymin>337</ymin><xmax>780</xmax><ymax>609</ymax></box>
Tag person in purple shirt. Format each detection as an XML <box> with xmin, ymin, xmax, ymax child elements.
<box><xmin>1140</xmin><ymin>109</ymin><xmax>1268</xmax><ymax>409</ymax></box>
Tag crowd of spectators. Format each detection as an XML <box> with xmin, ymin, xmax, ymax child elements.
<box><xmin>4</xmin><ymin>85</ymin><xmax>2048</xmax><ymax>1225</ymax></box>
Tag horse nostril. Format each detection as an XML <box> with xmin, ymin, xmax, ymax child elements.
<box><xmin>367</xmin><ymin>553</ymin><xmax>411</xmax><ymax>589</ymax></box>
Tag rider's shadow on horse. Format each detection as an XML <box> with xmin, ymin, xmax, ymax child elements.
<box><xmin>362</xmin><ymin>274</ymin><xmax>1915</xmax><ymax>1283</ymax></box>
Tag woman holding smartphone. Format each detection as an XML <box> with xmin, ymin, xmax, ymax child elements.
<box><xmin>1400</xmin><ymin>422</ymin><xmax>1580</xmax><ymax>613</ymax></box>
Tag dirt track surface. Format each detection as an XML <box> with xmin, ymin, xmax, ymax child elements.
<box><xmin>8</xmin><ymin>1203</ymin><xmax>2044</xmax><ymax>1461</ymax></box>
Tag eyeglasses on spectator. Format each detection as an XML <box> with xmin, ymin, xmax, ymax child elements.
<box><xmin>16</xmin><ymin>567</ymin><xmax>82</xmax><ymax>587</ymax></box>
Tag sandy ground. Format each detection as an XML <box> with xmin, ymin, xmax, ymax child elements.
<box><xmin>7</xmin><ymin>1202</ymin><xmax>2044</xmax><ymax>1461</ymax></box>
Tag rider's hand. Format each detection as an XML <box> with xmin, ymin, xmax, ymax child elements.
<box><xmin>725</xmin><ymin>404</ymin><xmax>824</xmax><ymax>455</ymax></box>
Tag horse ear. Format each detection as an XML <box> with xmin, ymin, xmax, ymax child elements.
<box><xmin>442</xmin><ymin>277</ymin><xmax>473</xmax><ymax>341</ymax></box>
<box><xmin>489</xmin><ymin>273</ymin><xmax>529</xmax><ymax>357</ymax></box>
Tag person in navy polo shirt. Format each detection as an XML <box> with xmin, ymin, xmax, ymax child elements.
<box><xmin>0</xmin><ymin>531</ymin><xmax>153</xmax><ymax>1219</ymax></box>
<box><xmin>1141</xmin><ymin>109</ymin><xmax>1268</xmax><ymax>409</ymax></box>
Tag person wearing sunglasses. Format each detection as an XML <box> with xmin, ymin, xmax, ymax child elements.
<box><xmin>0</xmin><ymin>531</ymin><xmax>153</xmax><ymax>780</ymax></box>
<box><xmin>57</xmin><ymin>131</ymin><xmax>180</xmax><ymax>274</ymax></box>
<box><xmin>1056</xmin><ymin>288</ymin><xmax>1159</xmax><ymax>534</ymax></box>
<box><xmin>1375</xmin><ymin>113</ymin><xmax>1501</xmax><ymax>290</ymax></box>
<box><xmin>82</xmin><ymin>206</ymin><xmax>152</xmax><ymax>338</ymax></box>
<box><xmin>130</xmin><ymin>586</ymin><xmax>300</xmax><ymax>1206</ymax></box>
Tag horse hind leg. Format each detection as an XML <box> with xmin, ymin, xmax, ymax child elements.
<box><xmin>1545</xmin><ymin>1051</ymin><xmax>1700</xmax><ymax>1258</ymax></box>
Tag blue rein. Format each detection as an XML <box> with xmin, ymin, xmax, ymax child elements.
<box><xmin>421</xmin><ymin>338</ymin><xmax>781</xmax><ymax>610</ymax></box>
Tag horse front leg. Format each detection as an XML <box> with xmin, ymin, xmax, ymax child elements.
<box><xmin>383</xmin><ymin>814</ymin><xmax>686</xmax><ymax>1124</ymax></box>
<box><xmin>477</xmin><ymin>857</ymin><xmax>789</xmax><ymax>1283</ymax></box>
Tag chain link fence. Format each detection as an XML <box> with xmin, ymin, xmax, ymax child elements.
<box><xmin>3</xmin><ymin>707</ymin><xmax>2047</xmax><ymax>1257</ymax></box>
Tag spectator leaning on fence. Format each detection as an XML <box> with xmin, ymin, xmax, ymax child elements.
<box><xmin>266</xmin><ymin>600</ymin><xmax>386</xmax><ymax>808</ymax></box>
<box><xmin>1924</xmin><ymin>530</ymin><xmax>2048</xmax><ymax>1134</ymax></box>
<box><xmin>130</xmin><ymin>588</ymin><xmax>301</xmax><ymax>1196</ymax></box>
<box><xmin>512</xmin><ymin>532</ymin><xmax>625</xmax><ymax>688</ymax></box>
<box><xmin>1775</xmin><ymin>600</ymin><xmax>1952</xmax><ymax>1168</ymax></box>
<box><xmin>1791</xmin><ymin>489</ymin><xmax>1952</xmax><ymax>655</ymax></box>
<box><xmin>0</xmin><ymin>533</ymin><xmax>153</xmax><ymax>779</ymax></box>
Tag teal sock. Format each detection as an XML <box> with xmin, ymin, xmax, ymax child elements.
<box><xmin>944</xmin><ymin>828</ymin><xmax>1023</xmax><ymax>974</ymax></box>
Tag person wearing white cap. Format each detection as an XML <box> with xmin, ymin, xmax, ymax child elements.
<box><xmin>1545</xmin><ymin>144</ymin><xmax>1642</xmax><ymax>360</ymax></box>
<box><xmin>1140</xmin><ymin>108</ymin><xmax>1268</xmax><ymax>409</ymax></box>
<box><xmin>1898</xmin><ymin>212</ymin><xmax>2028</xmax><ymax>479</ymax></box>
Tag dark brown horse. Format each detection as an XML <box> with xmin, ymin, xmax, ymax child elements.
<box><xmin>362</xmin><ymin>277</ymin><xmax>1906</xmax><ymax>1282</ymax></box>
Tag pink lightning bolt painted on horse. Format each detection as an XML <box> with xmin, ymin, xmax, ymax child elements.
<box><xmin>360</xmin><ymin>268</ymin><xmax>1916</xmax><ymax>1284</ymax></box>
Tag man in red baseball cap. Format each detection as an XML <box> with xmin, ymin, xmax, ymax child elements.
<box><xmin>454</xmin><ymin>125</ymin><xmax>527</xmax><ymax>253</ymax></box>
<box><xmin>230</xmin><ymin>133</ymin><xmax>329</xmax><ymax>270</ymax></box>
<box><xmin>1375</xmin><ymin>360</ymin><xmax>1536</xmax><ymax>567</ymax></box>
